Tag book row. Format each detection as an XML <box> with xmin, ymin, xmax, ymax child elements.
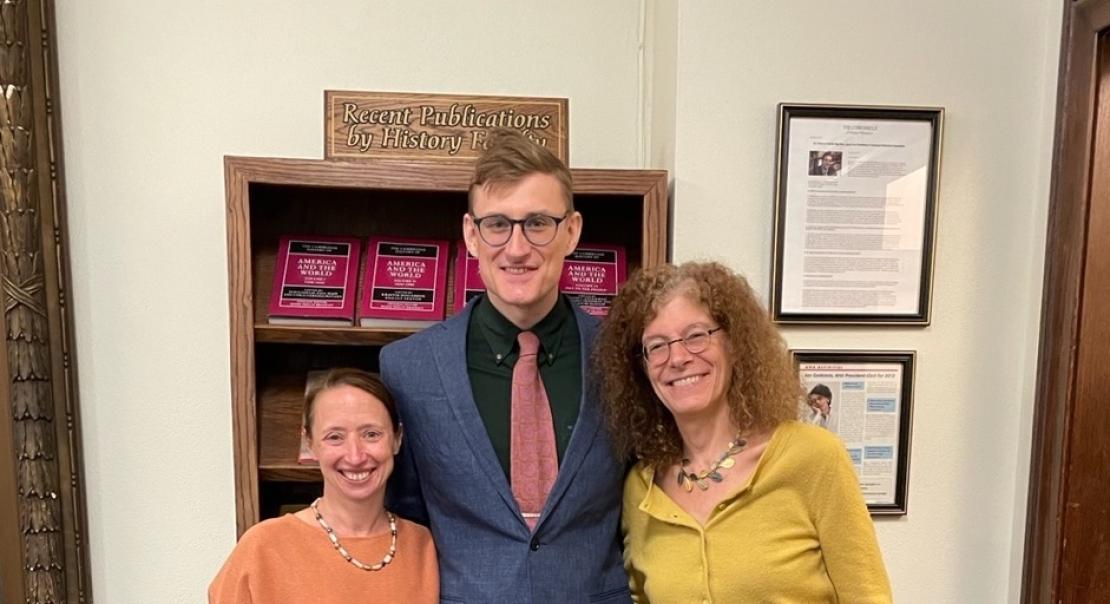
<box><xmin>268</xmin><ymin>235</ymin><xmax>628</xmax><ymax>327</ymax></box>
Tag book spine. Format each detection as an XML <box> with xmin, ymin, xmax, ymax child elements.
<box><xmin>453</xmin><ymin>240</ymin><xmax>485</xmax><ymax>312</ymax></box>
<box><xmin>268</xmin><ymin>236</ymin><xmax>294</xmax><ymax>317</ymax></box>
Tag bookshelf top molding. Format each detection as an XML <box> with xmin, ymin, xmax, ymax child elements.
<box><xmin>224</xmin><ymin>156</ymin><xmax>667</xmax><ymax>195</ymax></box>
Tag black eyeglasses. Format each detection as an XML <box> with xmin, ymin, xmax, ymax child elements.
<box><xmin>469</xmin><ymin>213</ymin><xmax>569</xmax><ymax>247</ymax></box>
<box><xmin>641</xmin><ymin>327</ymin><xmax>722</xmax><ymax>366</ymax></box>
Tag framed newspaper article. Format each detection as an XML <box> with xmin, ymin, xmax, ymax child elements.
<box><xmin>792</xmin><ymin>349</ymin><xmax>915</xmax><ymax>515</ymax></box>
<box><xmin>772</xmin><ymin>104</ymin><xmax>944</xmax><ymax>324</ymax></box>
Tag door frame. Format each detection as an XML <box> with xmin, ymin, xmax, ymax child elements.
<box><xmin>1023</xmin><ymin>0</ymin><xmax>1110</xmax><ymax>601</ymax></box>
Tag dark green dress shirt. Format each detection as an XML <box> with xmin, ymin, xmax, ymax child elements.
<box><xmin>466</xmin><ymin>294</ymin><xmax>582</xmax><ymax>479</ymax></box>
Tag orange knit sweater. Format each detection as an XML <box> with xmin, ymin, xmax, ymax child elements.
<box><xmin>209</xmin><ymin>514</ymin><xmax>438</xmax><ymax>603</ymax></box>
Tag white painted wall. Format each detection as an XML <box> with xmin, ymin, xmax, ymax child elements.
<box><xmin>53</xmin><ymin>0</ymin><xmax>1060</xmax><ymax>602</ymax></box>
<box><xmin>670</xmin><ymin>2</ymin><xmax>1061</xmax><ymax>602</ymax></box>
<box><xmin>54</xmin><ymin>2</ymin><xmax>643</xmax><ymax>601</ymax></box>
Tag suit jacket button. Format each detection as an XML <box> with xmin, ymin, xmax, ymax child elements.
<box><xmin>530</xmin><ymin>537</ymin><xmax>540</xmax><ymax>551</ymax></box>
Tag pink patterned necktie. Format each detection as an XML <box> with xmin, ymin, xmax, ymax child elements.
<box><xmin>510</xmin><ymin>330</ymin><xmax>559</xmax><ymax>531</ymax></box>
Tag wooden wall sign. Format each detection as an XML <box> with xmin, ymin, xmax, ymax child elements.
<box><xmin>325</xmin><ymin>90</ymin><xmax>568</xmax><ymax>163</ymax></box>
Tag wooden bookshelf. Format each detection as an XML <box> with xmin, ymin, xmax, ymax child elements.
<box><xmin>226</xmin><ymin>156</ymin><xmax>668</xmax><ymax>536</ymax></box>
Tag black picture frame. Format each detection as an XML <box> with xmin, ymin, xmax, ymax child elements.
<box><xmin>792</xmin><ymin>349</ymin><xmax>915</xmax><ymax>515</ymax></box>
<box><xmin>772</xmin><ymin>104</ymin><xmax>943</xmax><ymax>325</ymax></box>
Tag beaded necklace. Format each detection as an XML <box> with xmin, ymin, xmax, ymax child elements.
<box><xmin>676</xmin><ymin>433</ymin><xmax>748</xmax><ymax>492</ymax></box>
<box><xmin>310</xmin><ymin>498</ymin><xmax>397</xmax><ymax>571</ymax></box>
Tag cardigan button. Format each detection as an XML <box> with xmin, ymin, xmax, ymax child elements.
<box><xmin>530</xmin><ymin>536</ymin><xmax>540</xmax><ymax>551</ymax></box>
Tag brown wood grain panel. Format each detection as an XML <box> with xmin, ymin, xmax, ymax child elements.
<box><xmin>257</xmin><ymin>373</ymin><xmax>307</xmax><ymax>469</ymax></box>
<box><xmin>225</xmin><ymin>159</ymin><xmax>261</xmax><ymax>536</ymax></box>
<box><xmin>254</xmin><ymin>325</ymin><xmax>417</xmax><ymax>346</ymax></box>
<box><xmin>1024</xmin><ymin>2</ymin><xmax>1110</xmax><ymax>601</ymax></box>
<box><xmin>1086</xmin><ymin>0</ymin><xmax>1110</xmax><ymax>28</ymax></box>
<box><xmin>1055</xmin><ymin>29</ymin><xmax>1110</xmax><ymax>604</ymax></box>
<box><xmin>571</xmin><ymin>168</ymin><xmax>669</xmax><ymax>194</ymax></box>
<box><xmin>644</xmin><ymin>173</ymin><xmax>670</xmax><ymax>266</ymax></box>
<box><xmin>226</xmin><ymin>156</ymin><xmax>473</xmax><ymax>191</ymax></box>
<box><xmin>259</xmin><ymin>466</ymin><xmax>322</xmax><ymax>483</ymax></box>
<box><xmin>324</xmin><ymin>91</ymin><xmax>568</xmax><ymax>162</ymax></box>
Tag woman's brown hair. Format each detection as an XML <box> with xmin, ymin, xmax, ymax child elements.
<box><xmin>302</xmin><ymin>368</ymin><xmax>399</xmax><ymax>439</ymax></box>
<box><xmin>593</xmin><ymin>261</ymin><xmax>801</xmax><ymax>466</ymax></box>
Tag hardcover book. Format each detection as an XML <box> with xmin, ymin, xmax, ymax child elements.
<box><xmin>559</xmin><ymin>244</ymin><xmax>628</xmax><ymax>317</ymax></box>
<box><xmin>268</xmin><ymin>235</ymin><xmax>361</xmax><ymax>325</ymax></box>
<box><xmin>453</xmin><ymin>240</ymin><xmax>486</xmax><ymax>312</ymax></box>
<box><xmin>359</xmin><ymin>236</ymin><xmax>450</xmax><ymax>327</ymax></box>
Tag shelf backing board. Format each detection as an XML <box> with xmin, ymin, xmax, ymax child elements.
<box><xmin>248</xmin><ymin>183</ymin><xmax>650</xmax><ymax>322</ymax></box>
<box><xmin>255</xmin><ymin>343</ymin><xmax>378</xmax><ymax>473</ymax></box>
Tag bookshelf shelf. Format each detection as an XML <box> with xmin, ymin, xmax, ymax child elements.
<box><xmin>259</xmin><ymin>465</ymin><xmax>322</xmax><ymax>483</ymax></box>
<box><xmin>253</xmin><ymin>324</ymin><xmax>417</xmax><ymax>346</ymax></box>
<box><xmin>226</xmin><ymin>156</ymin><xmax>668</xmax><ymax>536</ymax></box>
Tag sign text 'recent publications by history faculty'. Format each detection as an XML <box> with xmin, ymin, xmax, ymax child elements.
<box><xmin>325</xmin><ymin>90</ymin><xmax>568</xmax><ymax>163</ymax></box>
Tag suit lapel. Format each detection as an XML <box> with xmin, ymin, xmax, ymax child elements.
<box><xmin>538</xmin><ymin>306</ymin><xmax>603</xmax><ymax>526</ymax></box>
<box><xmin>428</xmin><ymin>305</ymin><xmax>521</xmax><ymax>517</ymax></box>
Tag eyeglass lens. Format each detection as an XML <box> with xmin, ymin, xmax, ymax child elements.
<box><xmin>476</xmin><ymin>214</ymin><xmax>561</xmax><ymax>246</ymax></box>
<box><xmin>643</xmin><ymin>329</ymin><xmax>716</xmax><ymax>365</ymax></box>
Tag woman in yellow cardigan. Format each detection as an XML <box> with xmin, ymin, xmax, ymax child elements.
<box><xmin>595</xmin><ymin>262</ymin><xmax>891</xmax><ymax>603</ymax></box>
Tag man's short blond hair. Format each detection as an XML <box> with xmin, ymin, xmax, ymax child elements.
<box><xmin>468</xmin><ymin>128</ymin><xmax>573</xmax><ymax>213</ymax></box>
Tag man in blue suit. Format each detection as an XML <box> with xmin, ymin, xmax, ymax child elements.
<box><xmin>380</xmin><ymin>130</ymin><xmax>631</xmax><ymax>603</ymax></box>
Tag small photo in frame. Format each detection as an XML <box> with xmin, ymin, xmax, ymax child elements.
<box><xmin>772</xmin><ymin>104</ymin><xmax>944</xmax><ymax>325</ymax></box>
<box><xmin>808</xmin><ymin>150</ymin><xmax>843</xmax><ymax>177</ymax></box>
<box><xmin>792</xmin><ymin>349</ymin><xmax>915</xmax><ymax>515</ymax></box>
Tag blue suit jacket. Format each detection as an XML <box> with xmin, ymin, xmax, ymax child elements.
<box><xmin>380</xmin><ymin>300</ymin><xmax>631</xmax><ymax>604</ymax></box>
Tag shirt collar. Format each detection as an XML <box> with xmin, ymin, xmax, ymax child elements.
<box><xmin>474</xmin><ymin>295</ymin><xmax>570</xmax><ymax>366</ymax></box>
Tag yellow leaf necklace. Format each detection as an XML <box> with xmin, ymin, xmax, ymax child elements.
<box><xmin>677</xmin><ymin>433</ymin><xmax>748</xmax><ymax>492</ymax></box>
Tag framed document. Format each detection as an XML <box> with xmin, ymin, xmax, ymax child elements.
<box><xmin>772</xmin><ymin>104</ymin><xmax>943</xmax><ymax>324</ymax></box>
<box><xmin>792</xmin><ymin>349</ymin><xmax>915</xmax><ymax>515</ymax></box>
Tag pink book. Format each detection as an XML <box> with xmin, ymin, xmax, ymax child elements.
<box><xmin>359</xmin><ymin>236</ymin><xmax>449</xmax><ymax>327</ymax></box>
<box><xmin>268</xmin><ymin>235</ymin><xmax>361</xmax><ymax>325</ymax></box>
<box><xmin>560</xmin><ymin>244</ymin><xmax>627</xmax><ymax>317</ymax></box>
<box><xmin>453</xmin><ymin>240</ymin><xmax>486</xmax><ymax>312</ymax></box>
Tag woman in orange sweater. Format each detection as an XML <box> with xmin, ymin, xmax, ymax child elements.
<box><xmin>209</xmin><ymin>368</ymin><xmax>438</xmax><ymax>603</ymax></box>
